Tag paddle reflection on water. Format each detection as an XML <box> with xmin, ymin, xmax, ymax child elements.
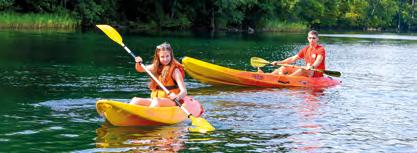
<box><xmin>96</xmin><ymin>123</ymin><xmax>187</xmax><ymax>152</ymax></box>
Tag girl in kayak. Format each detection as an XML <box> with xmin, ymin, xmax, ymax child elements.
<box><xmin>129</xmin><ymin>42</ymin><xmax>187</xmax><ymax>107</ymax></box>
<box><xmin>260</xmin><ymin>30</ymin><xmax>326</xmax><ymax>77</ymax></box>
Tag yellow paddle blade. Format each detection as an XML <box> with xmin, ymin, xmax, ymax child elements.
<box><xmin>250</xmin><ymin>57</ymin><xmax>270</xmax><ymax>68</ymax></box>
<box><xmin>188</xmin><ymin>116</ymin><xmax>215</xmax><ymax>133</ymax></box>
<box><xmin>96</xmin><ymin>25</ymin><xmax>124</xmax><ymax>47</ymax></box>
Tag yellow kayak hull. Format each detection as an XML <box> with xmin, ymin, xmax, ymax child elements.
<box><xmin>96</xmin><ymin>97</ymin><xmax>203</xmax><ymax>126</ymax></box>
<box><xmin>182</xmin><ymin>56</ymin><xmax>341</xmax><ymax>88</ymax></box>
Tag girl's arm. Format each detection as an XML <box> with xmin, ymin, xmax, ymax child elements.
<box><xmin>135</xmin><ymin>56</ymin><xmax>153</xmax><ymax>72</ymax></box>
<box><xmin>170</xmin><ymin>68</ymin><xmax>187</xmax><ymax>100</ymax></box>
<box><xmin>135</xmin><ymin>63</ymin><xmax>153</xmax><ymax>72</ymax></box>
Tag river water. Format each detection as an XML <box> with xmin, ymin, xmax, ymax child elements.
<box><xmin>0</xmin><ymin>30</ymin><xmax>416</xmax><ymax>152</ymax></box>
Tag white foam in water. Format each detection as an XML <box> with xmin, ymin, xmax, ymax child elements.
<box><xmin>73</xmin><ymin>147</ymin><xmax>138</xmax><ymax>153</ymax></box>
<box><xmin>5</xmin><ymin>130</ymin><xmax>39</xmax><ymax>136</ymax></box>
<box><xmin>36</xmin><ymin>98</ymin><xmax>130</xmax><ymax>110</ymax></box>
<box><xmin>35</xmin><ymin>98</ymin><xmax>98</xmax><ymax>112</ymax></box>
<box><xmin>60</xmin><ymin>134</ymin><xmax>79</xmax><ymax>138</ymax></box>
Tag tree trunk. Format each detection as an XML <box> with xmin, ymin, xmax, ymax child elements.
<box><xmin>411</xmin><ymin>0</ymin><xmax>415</xmax><ymax>31</ymax></box>
<box><xmin>210</xmin><ymin>7</ymin><xmax>215</xmax><ymax>32</ymax></box>
<box><xmin>170</xmin><ymin>0</ymin><xmax>177</xmax><ymax>19</ymax></box>
<box><xmin>397</xmin><ymin>11</ymin><xmax>401</xmax><ymax>32</ymax></box>
<box><xmin>398</xmin><ymin>1</ymin><xmax>402</xmax><ymax>32</ymax></box>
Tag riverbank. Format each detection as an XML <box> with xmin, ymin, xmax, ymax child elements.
<box><xmin>0</xmin><ymin>12</ymin><xmax>79</xmax><ymax>29</ymax></box>
<box><xmin>262</xmin><ymin>20</ymin><xmax>308</xmax><ymax>32</ymax></box>
<box><xmin>2</xmin><ymin>13</ymin><xmax>403</xmax><ymax>34</ymax></box>
<box><xmin>0</xmin><ymin>12</ymin><xmax>308</xmax><ymax>33</ymax></box>
<box><xmin>121</xmin><ymin>21</ymin><xmax>308</xmax><ymax>33</ymax></box>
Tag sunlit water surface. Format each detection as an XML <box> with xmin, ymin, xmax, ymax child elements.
<box><xmin>0</xmin><ymin>30</ymin><xmax>416</xmax><ymax>152</ymax></box>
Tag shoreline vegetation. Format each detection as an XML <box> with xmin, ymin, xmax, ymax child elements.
<box><xmin>0</xmin><ymin>0</ymin><xmax>415</xmax><ymax>33</ymax></box>
<box><xmin>0</xmin><ymin>12</ymin><xmax>79</xmax><ymax>30</ymax></box>
<box><xmin>263</xmin><ymin>21</ymin><xmax>308</xmax><ymax>32</ymax></box>
<box><xmin>0</xmin><ymin>13</ymin><xmax>409</xmax><ymax>34</ymax></box>
<box><xmin>0</xmin><ymin>12</ymin><xmax>308</xmax><ymax>32</ymax></box>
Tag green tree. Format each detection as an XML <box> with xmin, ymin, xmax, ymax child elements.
<box><xmin>74</xmin><ymin>0</ymin><xmax>118</xmax><ymax>27</ymax></box>
<box><xmin>338</xmin><ymin>0</ymin><xmax>368</xmax><ymax>29</ymax></box>
<box><xmin>319</xmin><ymin>0</ymin><xmax>342</xmax><ymax>28</ymax></box>
<box><xmin>296</xmin><ymin>0</ymin><xmax>325</xmax><ymax>27</ymax></box>
<box><xmin>365</xmin><ymin>0</ymin><xmax>398</xmax><ymax>29</ymax></box>
<box><xmin>0</xmin><ymin>0</ymin><xmax>14</xmax><ymax>10</ymax></box>
<box><xmin>273</xmin><ymin>0</ymin><xmax>299</xmax><ymax>22</ymax></box>
<box><xmin>2</xmin><ymin>0</ymin><xmax>417</xmax><ymax>32</ymax></box>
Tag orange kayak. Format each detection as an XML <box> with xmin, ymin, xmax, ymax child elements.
<box><xmin>182</xmin><ymin>56</ymin><xmax>341</xmax><ymax>88</ymax></box>
<box><xmin>96</xmin><ymin>96</ymin><xmax>204</xmax><ymax>126</ymax></box>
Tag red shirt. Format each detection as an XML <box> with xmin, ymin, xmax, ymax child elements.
<box><xmin>297</xmin><ymin>44</ymin><xmax>326</xmax><ymax>77</ymax></box>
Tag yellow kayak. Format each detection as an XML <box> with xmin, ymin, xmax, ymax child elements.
<box><xmin>96</xmin><ymin>96</ymin><xmax>203</xmax><ymax>126</ymax></box>
<box><xmin>182</xmin><ymin>56</ymin><xmax>341</xmax><ymax>88</ymax></box>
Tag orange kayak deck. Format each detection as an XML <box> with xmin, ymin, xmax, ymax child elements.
<box><xmin>182</xmin><ymin>56</ymin><xmax>341</xmax><ymax>88</ymax></box>
<box><xmin>96</xmin><ymin>96</ymin><xmax>203</xmax><ymax>126</ymax></box>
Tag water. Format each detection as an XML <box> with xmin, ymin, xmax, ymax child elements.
<box><xmin>0</xmin><ymin>30</ymin><xmax>416</xmax><ymax>152</ymax></box>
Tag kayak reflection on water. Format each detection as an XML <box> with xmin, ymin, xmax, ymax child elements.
<box><xmin>288</xmin><ymin>89</ymin><xmax>324</xmax><ymax>152</ymax></box>
<box><xmin>96</xmin><ymin>123</ymin><xmax>186</xmax><ymax>152</ymax></box>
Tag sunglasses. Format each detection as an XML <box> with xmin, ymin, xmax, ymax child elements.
<box><xmin>308</xmin><ymin>37</ymin><xmax>317</xmax><ymax>40</ymax></box>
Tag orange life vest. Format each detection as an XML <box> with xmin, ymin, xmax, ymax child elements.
<box><xmin>149</xmin><ymin>63</ymin><xmax>185</xmax><ymax>98</ymax></box>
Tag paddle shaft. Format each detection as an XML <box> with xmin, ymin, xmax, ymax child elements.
<box><xmin>251</xmin><ymin>57</ymin><xmax>340</xmax><ymax>77</ymax></box>
<box><xmin>121</xmin><ymin>45</ymin><xmax>192</xmax><ymax>116</ymax></box>
<box><xmin>275</xmin><ymin>63</ymin><xmax>324</xmax><ymax>73</ymax></box>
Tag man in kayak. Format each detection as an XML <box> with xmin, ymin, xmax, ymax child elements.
<box><xmin>129</xmin><ymin>42</ymin><xmax>187</xmax><ymax>107</ymax></box>
<box><xmin>261</xmin><ymin>30</ymin><xmax>326</xmax><ymax>77</ymax></box>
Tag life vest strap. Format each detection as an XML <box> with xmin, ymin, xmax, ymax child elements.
<box><xmin>156</xmin><ymin>85</ymin><xmax>179</xmax><ymax>90</ymax></box>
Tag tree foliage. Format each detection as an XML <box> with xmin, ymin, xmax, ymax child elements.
<box><xmin>0</xmin><ymin>0</ymin><xmax>14</xmax><ymax>11</ymax></box>
<box><xmin>2</xmin><ymin>0</ymin><xmax>417</xmax><ymax>31</ymax></box>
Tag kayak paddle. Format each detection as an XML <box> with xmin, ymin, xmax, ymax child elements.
<box><xmin>96</xmin><ymin>24</ymin><xmax>215</xmax><ymax>133</ymax></box>
<box><xmin>250</xmin><ymin>57</ymin><xmax>341</xmax><ymax>77</ymax></box>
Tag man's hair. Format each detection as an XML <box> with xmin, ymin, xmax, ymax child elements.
<box><xmin>309</xmin><ymin>30</ymin><xmax>319</xmax><ymax>37</ymax></box>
